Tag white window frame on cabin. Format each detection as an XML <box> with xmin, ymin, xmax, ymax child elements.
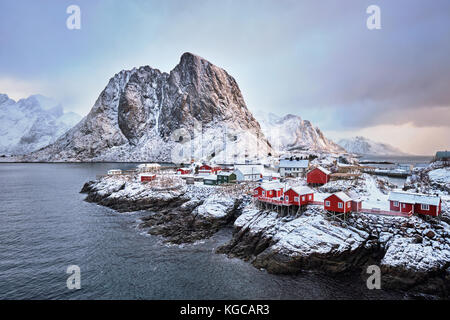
<box><xmin>393</xmin><ymin>201</ymin><xmax>399</xmax><ymax>207</ymax></box>
<box><xmin>325</xmin><ymin>201</ymin><xmax>330</xmax><ymax>207</ymax></box>
<box><xmin>347</xmin><ymin>202</ymin><xmax>351</xmax><ymax>208</ymax></box>
<box><xmin>302</xmin><ymin>196</ymin><xmax>305</xmax><ymax>201</ymax></box>
<box><xmin>294</xmin><ymin>196</ymin><xmax>299</xmax><ymax>202</ymax></box>
<box><xmin>421</xmin><ymin>204</ymin><xmax>430</xmax><ymax>211</ymax></box>
<box><xmin>262</xmin><ymin>190</ymin><xmax>265</xmax><ymax>196</ymax></box>
<box><xmin>285</xmin><ymin>196</ymin><xmax>289</xmax><ymax>201</ymax></box>
<box><xmin>338</xmin><ymin>202</ymin><xmax>343</xmax><ymax>209</ymax></box>
<box><xmin>402</xmin><ymin>203</ymin><xmax>406</xmax><ymax>208</ymax></box>
<box><xmin>309</xmin><ymin>195</ymin><xmax>312</xmax><ymax>200</ymax></box>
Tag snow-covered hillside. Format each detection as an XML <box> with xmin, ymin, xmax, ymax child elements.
<box><xmin>0</xmin><ymin>94</ymin><xmax>82</xmax><ymax>155</ymax></box>
<box><xmin>337</xmin><ymin>136</ymin><xmax>407</xmax><ymax>156</ymax></box>
<box><xmin>257</xmin><ymin>112</ymin><xmax>344</xmax><ymax>154</ymax></box>
<box><xmin>26</xmin><ymin>53</ymin><xmax>273</xmax><ymax>163</ymax></box>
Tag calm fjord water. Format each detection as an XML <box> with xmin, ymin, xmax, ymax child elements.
<box><xmin>0</xmin><ymin>163</ymin><xmax>403</xmax><ymax>299</ymax></box>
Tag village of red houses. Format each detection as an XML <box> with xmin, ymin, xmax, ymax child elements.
<box><xmin>87</xmin><ymin>151</ymin><xmax>450</xmax><ymax>295</ymax></box>
<box><xmin>105</xmin><ymin>154</ymin><xmax>447</xmax><ymax>222</ymax></box>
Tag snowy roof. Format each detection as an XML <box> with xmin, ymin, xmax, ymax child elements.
<box><xmin>139</xmin><ymin>173</ymin><xmax>155</xmax><ymax>177</ymax></box>
<box><xmin>177</xmin><ymin>167</ymin><xmax>191</xmax><ymax>170</ymax></box>
<box><xmin>262</xmin><ymin>170</ymin><xmax>280</xmax><ymax>177</ymax></box>
<box><xmin>279</xmin><ymin>159</ymin><xmax>309</xmax><ymax>168</ymax></box>
<box><xmin>203</xmin><ymin>174</ymin><xmax>217</xmax><ymax>180</ymax></box>
<box><xmin>388</xmin><ymin>190</ymin><xmax>441</xmax><ymax>206</ymax></box>
<box><xmin>314</xmin><ymin>166</ymin><xmax>331</xmax><ymax>175</ymax></box>
<box><xmin>234</xmin><ymin>165</ymin><xmax>263</xmax><ymax>175</ymax></box>
<box><xmin>217</xmin><ymin>171</ymin><xmax>234</xmax><ymax>176</ymax></box>
<box><xmin>326</xmin><ymin>192</ymin><xmax>352</xmax><ymax>202</ymax></box>
<box><xmin>288</xmin><ymin>186</ymin><xmax>314</xmax><ymax>195</ymax></box>
<box><xmin>259</xmin><ymin>181</ymin><xmax>284</xmax><ymax>190</ymax></box>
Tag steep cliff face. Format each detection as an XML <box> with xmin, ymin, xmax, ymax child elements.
<box><xmin>27</xmin><ymin>53</ymin><xmax>272</xmax><ymax>162</ymax></box>
<box><xmin>257</xmin><ymin>113</ymin><xmax>344</xmax><ymax>154</ymax></box>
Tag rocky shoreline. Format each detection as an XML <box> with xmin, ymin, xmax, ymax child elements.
<box><xmin>81</xmin><ymin>176</ymin><xmax>450</xmax><ymax>298</ymax></box>
<box><xmin>80</xmin><ymin>177</ymin><xmax>245</xmax><ymax>244</ymax></box>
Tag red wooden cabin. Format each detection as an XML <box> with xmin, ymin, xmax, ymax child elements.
<box><xmin>324</xmin><ymin>192</ymin><xmax>352</xmax><ymax>213</ymax></box>
<box><xmin>199</xmin><ymin>164</ymin><xmax>222</xmax><ymax>175</ymax></box>
<box><xmin>177</xmin><ymin>168</ymin><xmax>192</xmax><ymax>175</ymax></box>
<box><xmin>307</xmin><ymin>166</ymin><xmax>331</xmax><ymax>185</ymax></box>
<box><xmin>140</xmin><ymin>173</ymin><xmax>156</xmax><ymax>182</ymax></box>
<box><xmin>284</xmin><ymin>186</ymin><xmax>314</xmax><ymax>206</ymax></box>
<box><xmin>388</xmin><ymin>191</ymin><xmax>441</xmax><ymax>216</ymax></box>
<box><xmin>254</xmin><ymin>182</ymin><xmax>284</xmax><ymax>198</ymax></box>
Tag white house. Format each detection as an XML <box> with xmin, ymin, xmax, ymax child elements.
<box><xmin>233</xmin><ymin>165</ymin><xmax>264</xmax><ymax>181</ymax></box>
<box><xmin>279</xmin><ymin>159</ymin><xmax>309</xmax><ymax>177</ymax></box>
<box><xmin>137</xmin><ymin>163</ymin><xmax>161</xmax><ymax>173</ymax></box>
<box><xmin>107</xmin><ymin>169</ymin><xmax>122</xmax><ymax>175</ymax></box>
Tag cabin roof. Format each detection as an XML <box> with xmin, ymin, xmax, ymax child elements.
<box><xmin>217</xmin><ymin>171</ymin><xmax>234</xmax><ymax>176</ymax></box>
<box><xmin>288</xmin><ymin>186</ymin><xmax>314</xmax><ymax>195</ymax></box>
<box><xmin>234</xmin><ymin>165</ymin><xmax>263</xmax><ymax>175</ymax></box>
<box><xmin>259</xmin><ymin>181</ymin><xmax>284</xmax><ymax>191</ymax></box>
<box><xmin>326</xmin><ymin>192</ymin><xmax>352</xmax><ymax>202</ymax></box>
<box><xmin>388</xmin><ymin>190</ymin><xmax>440</xmax><ymax>206</ymax></box>
<box><xmin>279</xmin><ymin>159</ymin><xmax>309</xmax><ymax>168</ymax></box>
<box><xmin>203</xmin><ymin>174</ymin><xmax>217</xmax><ymax>180</ymax></box>
<box><xmin>313</xmin><ymin>166</ymin><xmax>331</xmax><ymax>175</ymax></box>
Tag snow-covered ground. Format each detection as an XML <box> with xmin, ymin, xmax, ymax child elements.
<box><xmin>429</xmin><ymin>167</ymin><xmax>450</xmax><ymax>185</ymax></box>
<box><xmin>360</xmin><ymin>175</ymin><xmax>390</xmax><ymax>210</ymax></box>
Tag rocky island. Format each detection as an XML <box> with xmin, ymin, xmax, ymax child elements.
<box><xmin>81</xmin><ymin>164</ymin><xmax>450</xmax><ymax>298</ymax></box>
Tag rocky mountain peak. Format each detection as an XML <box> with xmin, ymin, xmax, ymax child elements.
<box><xmin>27</xmin><ymin>53</ymin><xmax>272</xmax><ymax>162</ymax></box>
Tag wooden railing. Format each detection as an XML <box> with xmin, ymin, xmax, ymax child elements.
<box><xmin>256</xmin><ymin>196</ymin><xmax>291</xmax><ymax>206</ymax></box>
<box><xmin>359</xmin><ymin>208</ymin><xmax>412</xmax><ymax>217</ymax></box>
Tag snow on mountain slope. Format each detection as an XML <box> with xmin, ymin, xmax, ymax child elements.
<box><xmin>0</xmin><ymin>94</ymin><xmax>82</xmax><ymax>155</ymax></box>
<box><xmin>337</xmin><ymin>136</ymin><xmax>408</xmax><ymax>156</ymax></box>
<box><xmin>256</xmin><ymin>112</ymin><xmax>344</xmax><ymax>153</ymax></box>
<box><xmin>26</xmin><ymin>53</ymin><xmax>273</xmax><ymax>162</ymax></box>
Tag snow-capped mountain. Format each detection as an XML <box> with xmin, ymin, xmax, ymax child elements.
<box><xmin>337</xmin><ymin>136</ymin><xmax>408</xmax><ymax>155</ymax></box>
<box><xmin>0</xmin><ymin>94</ymin><xmax>82</xmax><ymax>155</ymax></box>
<box><xmin>26</xmin><ymin>53</ymin><xmax>272</xmax><ymax>162</ymax></box>
<box><xmin>256</xmin><ymin>112</ymin><xmax>344</xmax><ymax>153</ymax></box>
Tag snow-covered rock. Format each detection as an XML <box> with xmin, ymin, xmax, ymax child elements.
<box><xmin>337</xmin><ymin>136</ymin><xmax>408</xmax><ymax>156</ymax></box>
<box><xmin>193</xmin><ymin>195</ymin><xmax>236</xmax><ymax>219</ymax></box>
<box><xmin>429</xmin><ymin>168</ymin><xmax>450</xmax><ymax>187</ymax></box>
<box><xmin>26</xmin><ymin>53</ymin><xmax>273</xmax><ymax>162</ymax></box>
<box><xmin>257</xmin><ymin>112</ymin><xmax>344</xmax><ymax>154</ymax></box>
<box><xmin>0</xmin><ymin>94</ymin><xmax>81</xmax><ymax>155</ymax></box>
<box><xmin>80</xmin><ymin>175</ymin><xmax>243</xmax><ymax>243</ymax></box>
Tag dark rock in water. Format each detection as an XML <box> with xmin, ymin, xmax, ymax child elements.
<box><xmin>80</xmin><ymin>181</ymin><xmax>95</xmax><ymax>193</ymax></box>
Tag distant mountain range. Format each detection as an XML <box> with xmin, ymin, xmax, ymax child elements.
<box><xmin>0</xmin><ymin>94</ymin><xmax>82</xmax><ymax>155</ymax></box>
<box><xmin>256</xmin><ymin>112</ymin><xmax>344</xmax><ymax>154</ymax></box>
<box><xmin>6</xmin><ymin>54</ymin><xmax>384</xmax><ymax>162</ymax></box>
<box><xmin>337</xmin><ymin>136</ymin><xmax>408</xmax><ymax>156</ymax></box>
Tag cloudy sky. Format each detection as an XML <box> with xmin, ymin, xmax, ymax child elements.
<box><xmin>1</xmin><ymin>0</ymin><xmax>449</xmax><ymax>155</ymax></box>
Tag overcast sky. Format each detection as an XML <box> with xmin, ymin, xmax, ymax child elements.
<box><xmin>1</xmin><ymin>0</ymin><xmax>449</xmax><ymax>155</ymax></box>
